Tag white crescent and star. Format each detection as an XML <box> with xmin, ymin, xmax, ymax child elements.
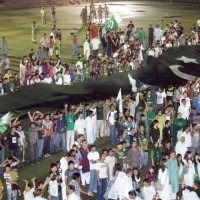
<box><xmin>176</xmin><ymin>56</ymin><xmax>198</xmax><ymax>64</ymax></box>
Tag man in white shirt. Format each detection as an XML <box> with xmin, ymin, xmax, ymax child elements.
<box><xmin>156</xmin><ymin>88</ymin><xmax>166</xmax><ymax>111</ymax></box>
<box><xmin>55</xmin><ymin>72</ymin><xmax>63</xmax><ymax>85</ymax></box>
<box><xmin>87</xmin><ymin>145</ymin><xmax>99</xmax><ymax>196</ymax></box>
<box><xmin>175</xmin><ymin>135</ymin><xmax>188</xmax><ymax>158</ymax></box>
<box><xmin>42</xmin><ymin>74</ymin><xmax>53</xmax><ymax>84</ymax></box>
<box><xmin>105</xmin><ymin>149</ymin><xmax>116</xmax><ymax>180</ymax></box>
<box><xmin>40</xmin><ymin>33</ymin><xmax>49</xmax><ymax>56</ymax></box>
<box><xmin>128</xmin><ymin>190</ymin><xmax>142</xmax><ymax>200</ymax></box>
<box><xmin>123</xmin><ymin>40</ymin><xmax>130</xmax><ymax>53</ymax></box>
<box><xmin>180</xmin><ymin>92</ymin><xmax>191</xmax><ymax>108</ymax></box>
<box><xmin>154</xmin><ymin>25</ymin><xmax>161</xmax><ymax>42</ymax></box>
<box><xmin>74</xmin><ymin>112</ymin><xmax>85</xmax><ymax>136</ymax></box>
<box><xmin>67</xmin><ymin>185</ymin><xmax>80</xmax><ymax>200</ymax></box>
<box><xmin>91</xmin><ymin>36</ymin><xmax>100</xmax><ymax>58</ymax></box>
<box><xmin>60</xmin><ymin>153</ymin><xmax>69</xmax><ymax>200</ymax></box>
<box><xmin>40</xmin><ymin>7</ymin><xmax>47</xmax><ymax>25</ymax></box>
<box><xmin>4</xmin><ymin>164</ymin><xmax>12</xmax><ymax>200</ymax></box>
<box><xmin>83</xmin><ymin>39</ymin><xmax>90</xmax><ymax>60</ymax></box>
<box><xmin>141</xmin><ymin>178</ymin><xmax>156</xmax><ymax>200</ymax></box>
<box><xmin>96</xmin><ymin>153</ymin><xmax>108</xmax><ymax>200</ymax></box>
<box><xmin>76</xmin><ymin>58</ymin><xmax>83</xmax><ymax>69</ymax></box>
<box><xmin>16</xmin><ymin>124</ymin><xmax>26</xmax><ymax>163</ymax></box>
<box><xmin>106</xmin><ymin>104</ymin><xmax>118</xmax><ymax>145</ymax></box>
<box><xmin>179</xmin><ymin>126</ymin><xmax>191</xmax><ymax>149</ymax></box>
<box><xmin>197</xmin><ymin>18</ymin><xmax>200</xmax><ymax>27</ymax></box>
<box><xmin>178</xmin><ymin>98</ymin><xmax>190</xmax><ymax>120</ymax></box>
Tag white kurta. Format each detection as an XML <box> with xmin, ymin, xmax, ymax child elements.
<box><xmin>74</xmin><ymin>118</ymin><xmax>85</xmax><ymax>135</ymax></box>
<box><xmin>85</xmin><ymin>116</ymin><xmax>95</xmax><ymax>144</ymax></box>
<box><xmin>105</xmin><ymin>156</ymin><xmax>116</xmax><ymax>180</ymax></box>
<box><xmin>175</xmin><ymin>141</ymin><xmax>188</xmax><ymax>158</ymax></box>
<box><xmin>60</xmin><ymin>157</ymin><xmax>68</xmax><ymax>200</ymax></box>
<box><xmin>182</xmin><ymin>189</ymin><xmax>199</xmax><ymax>200</ymax></box>
<box><xmin>158</xmin><ymin>169</ymin><xmax>170</xmax><ymax>200</ymax></box>
<box><xmin>142</xmin><ymin>186</ymin><xmax>156</xmax><ymax>200</ymax></box>
<box><xmin>183</xmin><ymin>160</ymin><xmax>194</xmax><ymax>187</ymax></box>
<box><xmin>83</xmin><ymin>41</ymin><xmax>90</xmax><ymax>60</ymax></box>
<box><xmin>108</xmin><ymin>172</ymin><xmax>133</xmax><ymax>200</ymax></box>
<box><xmin>90</xmin><ymin>108</ymin><xmax>97</xmax><ymax>139</ymax></box>
<box><xmin>154</xmin><ymin>28</ymin><xmax>161</xmax><ymax>41</ymax></box>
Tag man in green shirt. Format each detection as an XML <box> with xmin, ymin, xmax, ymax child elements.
<box><xmin>151</xmin><ymin>141</ymin><xmax>161</xmax><ymax>173</ymax></box>
<box><xmin>159</xmin><ymin>19</ymin><xmax>165</xmax><ymax>38</ymax></box>
<box><xmin>172</xmin><ymin>112</ymin><xmax>186</xmax><ymax>146</ymax></box>
<box><xmin>65</xmin><ymin>104</ymin><xmax>82</xmax><ymax>151</ymax></box>
<box><xmin>139</xmin><ymin>28</ymin><xmax>145</xmax><ymax>48</ymax></box>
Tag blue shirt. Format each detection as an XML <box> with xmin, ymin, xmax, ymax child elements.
<box><xmin>56</xmin><ymin>118</ymin><xmax>67</xmax><ymax>133</ymax></box>
<box><xmin>193</xmin><ymin>97</ymin><xmax>200</xmax><ymax>113</ymax></box>
<box><xmin>189</xmin><ymin>111</ymin><xmax>197</xmax><ymax>124</ymax></box>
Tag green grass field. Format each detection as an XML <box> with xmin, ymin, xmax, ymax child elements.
<box><xmin>1</xmin><ymin>1</ymin><xmax>200</xmax><ymax>199</ymax></box>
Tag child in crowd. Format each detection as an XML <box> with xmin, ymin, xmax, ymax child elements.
<box><xmin>10</xmin><ymin>166</ymin><xmax>21</xmax><ymax>197</ymax></box>
<box><xmin>145</xmin><ymin>166</ymin><xmax>157</xmax><ymax>183</ymax></box>
<box><xmin>23</xmin><ymin>177</ymin><xmax>36</xmax><ymax>200</ymax></box>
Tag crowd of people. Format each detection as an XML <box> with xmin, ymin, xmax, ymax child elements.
<box><xmin>0</xmin><ymin>83</ymin><xmax>200</xmax><ymax>200</ymax></box>
<box><xmin>1</xmin><ymin>2</ymin><xmax>200</xmax><ymax>95</ymax></box>
<box><xmin>0</xmin><ymin>2</ymin><xmax>200</xmax><ymax>200</ymax></box>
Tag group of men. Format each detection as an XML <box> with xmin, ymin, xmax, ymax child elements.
<box><xmin>80</xmin><ymin>3</ymin><xmax>109</xmax><ymax>25</ymax></box>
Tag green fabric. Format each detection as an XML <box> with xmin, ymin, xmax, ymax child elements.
<box><xmin>139</xmin><ymin>31</ymin><xmax>145</xmax><ymax>39</ymax></box>
<box><xmin>102</xmin><ymin>67</ymin><xmax>108</xmax><ymax>79</ymax></box>
<box><xmin>9</xmin><ymin>82</ymin><xmax>15</xmax><ymax>90</ymax></box>
<box><xmin>1</xmin><ymin>46</ymin><xmax>200</xmax><ymax>116</ymax></box>
<box><xmin>147</xmin><ymin>111</ymin><xmax>155</xmax><ymax>132</ymax></box>
<box><xmin>65</xmin><ymin>113</ymin><xmax>75</xmax><ymax>130</ymax></box>
<box><xmin>172</xmin><ymin>118</ymin><xmax>186</xmax><ymax>146</ymax></box>
<box><xmin>194</xmin><ymin>164</ymin><xmax>200</xmax><ymax>182</ymax></box>
<box><xmin>145</xmin><ymin>95</ymin><xmax>153</xmax><ymax>105</ymax></box>
<box><xmin>167</xmin><ymin>158</ymin><xmax>179</xmax><ymax>193</ymax></box>
<box><xmin>105</xmin><ymin>15</ymin><xmax>118</xmax><ymax>32</ymax></box>
<box><xmin>160</xmin><ymin>23</ymin><xmax>164</xmax><ymax>30</ymax></box>
<box><xmin>195</xmin><ymin>188</ymin><xmax>200</xmax><ymax>198</ymax></box>
<box><xmin>138</xmin><ymin>134</ymin><xmax>148</xmax><ymax>150</ymax></box>
<box><xmin>117</xmin><ymin>150</ymin><xmax>127</xmax><ymax>164</ymax></box>
<box><xmin>78</xmin><ymin>74</ymin><xmax>84</xmax><ymax>82</ymax></box>
<box><xmin>151</xmin><ymin>147</ymin><xmax>161</xmax><ymax>166</ymax></box>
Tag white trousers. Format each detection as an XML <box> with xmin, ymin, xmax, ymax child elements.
<box><xmin>66</xmin><ymin>130</ymin><xmax>75</xmax><ymax>151</ymax></box>
<box><xmin>81</xmin><ymin>171</ymin><xmax>90</xmax><ymax>185</ymax></box>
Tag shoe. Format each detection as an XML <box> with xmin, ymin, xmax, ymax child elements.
<box><xmin>47</xmin><ymin>154</ymin><xmax>51</xmax><ymax>157</ymax></box>
<box><xmin>44</xmin><ymin>154</ymin><xmax>48</xmax><ymax>158</ymax></box>
<box><xmin>36</xmin><ymin>161</ymin><xmax>41</xmax><ymax>164</ymax></box>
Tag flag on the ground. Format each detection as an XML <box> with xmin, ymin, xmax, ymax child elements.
<box><xmin>116</xmin><ymin>88</ymin><xmax>123</xmax><ymax>113</ymax></box>
<box><xmin>105</xmin><ymin>15</ymin><xmax>118</xmax><ymax>32</ymax></box>
<box><xmin>0</xmin><ymin>46</ymin><xmax>199</xmax><ymax>116</ymax></box>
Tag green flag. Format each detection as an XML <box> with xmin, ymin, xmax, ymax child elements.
<box><xmin>105</xmin><ymin>15</ymin><xmax>118</xmax><ymax>32</ymax></box>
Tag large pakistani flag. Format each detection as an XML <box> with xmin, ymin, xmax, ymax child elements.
<box><xmin>0</xmin><ymin>46</ymin><xmax>200</xmax><ymax>116</ymax></box>
<box><xmin>105</xmin><ymin>15</ymin><xmax>118</xmax><ymax>32</ymax></box>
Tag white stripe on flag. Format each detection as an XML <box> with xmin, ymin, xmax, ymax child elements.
<box><xmin>116</xmin><ymin>88</ymin><xmax>123</xmax><ymax>113</ymax></box>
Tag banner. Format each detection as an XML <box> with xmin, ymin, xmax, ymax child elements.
<box><xmin>104</xmin><ymin>15</ymin><xmax>118</xmax><ymax>32</ymax></box>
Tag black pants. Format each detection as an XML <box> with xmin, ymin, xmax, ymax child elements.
<box><xmin>43</xmin><ymin>136</ymin><xmax>51</xmax><ymax>154</ymax></box>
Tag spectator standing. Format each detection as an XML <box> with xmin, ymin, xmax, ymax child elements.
<box><xmin>55</xmin><ymin>112</ymin><xmax>67</xmax><ymax>152</ymax></box>
<box><xmin>71</xmin><ymin>33</ymin><xmax>77</xmax><ymax>56</ymax></box>
<box><xmin>91</xmin><ymin>36</ymin><xmax>100</xmax><ymax>58</ymax></box>
<box><xmin>6</xmin><ymin>127</ymin><xmax>20</xmax><ymax>158</ymax></box>
<box><xmin>1</xmin><ymin>36</ymin><xmax>8</xmax><ymax>56</ymax></box>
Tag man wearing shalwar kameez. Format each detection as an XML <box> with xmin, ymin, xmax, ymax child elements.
<box><xmin>167</xmin><ymin>151</ymin><xmax>179</xmax><ymax>200</ymax></box>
